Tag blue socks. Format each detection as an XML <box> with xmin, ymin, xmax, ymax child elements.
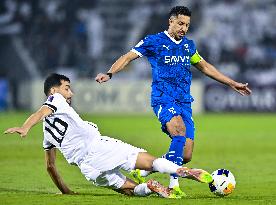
<box><xmin>166</xmin><ymin>136</ymin><xmax>186</xmax><ymax>179</ymax></box>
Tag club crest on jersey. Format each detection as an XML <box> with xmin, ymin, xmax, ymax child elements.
<box><xmin>184</xmin><ymin>44</ymin><xmax>190</xmax><ymax>52</ymax></box>
<box><xmin>47</xmin><ymin>95</ymin><xmax>54</xmax><ymax>102</ymax></box>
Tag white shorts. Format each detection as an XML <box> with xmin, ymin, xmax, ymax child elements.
<box><xmin>79</xmin><ymin>136</ymin><xmax>146</xmax><ymax>189</ymax></box>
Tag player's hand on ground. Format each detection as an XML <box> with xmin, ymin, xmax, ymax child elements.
<box><xmin>230</xmin><ymin>82</ymin><xmax>252</xmax><ymax>96</ymax></box>
<box><xmin>95</xmin><ymin>73</ymin><xmax>110</xmax><ymax>83</ymax></box>
<box><xmin>4</xmin><ymin>127</ymin><xmax>28</xmax><ymax>138</ymax></box>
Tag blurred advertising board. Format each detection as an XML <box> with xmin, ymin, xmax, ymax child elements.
<box><xmin>0</xmin><ymin>78</ymin><xmax>8</xmax><ymax>111</ymax></box>
<box><xmin>204</xmin><ymin>83</ymin><xmax>276</xmax><ymax>112</ymax></box>
<box><xmin>73</xmin><ymin>80</ymin><xmax>203</xmax><ymax>114</ymax></box>
<box><xmin>20</xmin><ymin>80</ymin><xmax>204</xmax><ymax>114</ymax></box>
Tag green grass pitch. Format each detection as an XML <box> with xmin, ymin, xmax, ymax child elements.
<box><xmin>1</xmin><ymin>112</ymin><xmax>276</xmax><ymax>205</ymax></box>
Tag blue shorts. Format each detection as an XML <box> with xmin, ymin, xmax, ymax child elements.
<box><xmin>152</xmin><ymin>101</ymin><xmax>195</xmax><ymax>140</ymax></box>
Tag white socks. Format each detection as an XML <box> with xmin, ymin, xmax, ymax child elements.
<box><xmin>140</xmin><ymin>170</ymin><xmax>151</xmax><ymax>177</ymax></box>
<box><xmin>169</xmin><ymin>176</ymin><xmax>179</xmax><ymax>188</ymax></box>
<box><xmin>133</xmin><ymin>183</ymin><xmax>152</xmax><ymax>196</ymax></box>
<box><xmin>136</xmin><ymin>158</ymin><xmax>182</xmax><ymax>190</ymax></box>
<box><xmin>152</xmin><ymin>158</ymin><xmax>180</xmax><ymax>174</ymax></box>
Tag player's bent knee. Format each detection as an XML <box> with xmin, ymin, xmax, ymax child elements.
<box><xmin>167</xmin><ymin>123</ymin><xmax>186</xmax><ymax>136</ymax></box>
<box><xmin>167</xmin><ymin>116</ymin><xmax>186</xmax><ymax>136</ymax></box>
<box><xmin>168</xmin><ymin>127</ymin><xmax>186</xmax><ymax>136</ymax></box>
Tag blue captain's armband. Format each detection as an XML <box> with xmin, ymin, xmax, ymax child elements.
<box><xmin>190</xmin><ymin>50</ymin><xmax>203</xmax><ymax>65</ymax></box>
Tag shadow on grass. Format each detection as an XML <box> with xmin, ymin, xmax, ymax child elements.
<box><xmin>0</xmin><ymin>187</ymin><xmax>117</xmax><ymax>196</ymax></box>
<box><xmin>0</xmin><ymin>187</ymin><xmax>50</xmax><ymax>194</ymax></box>
<box><xmin>2</xmin><ymin>188</ymin><xmax>275</xmax><ymax>201</ymax></box>
<box><xmin>187</xmin><ymin>194</ymin><xmax>276</xmax><ymax>201</ymax></box>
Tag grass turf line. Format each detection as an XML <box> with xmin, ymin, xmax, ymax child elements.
<box><xmin>0</xmin><ymin>112</ymin><xmax>276</xmax><ymax>205</ymax></box>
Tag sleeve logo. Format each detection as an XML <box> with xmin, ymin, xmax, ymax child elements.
<box><xmin>47</xmin><ymin>95</ymin><xmax>54</xmax><ymax>102</ymax></box>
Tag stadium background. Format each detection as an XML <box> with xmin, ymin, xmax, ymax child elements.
<box><xmin>0</xmin><ymin>0</ymin><xmax>276</xmax><ymax>205</ymax></box>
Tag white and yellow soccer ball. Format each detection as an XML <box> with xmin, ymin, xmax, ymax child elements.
<box><xmin>209</xmin><ymin>169</ymin><xmax>236</xmax><ymax>196</ymax></box>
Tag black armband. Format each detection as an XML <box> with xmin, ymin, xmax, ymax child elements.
<box><xmin>107</xmin><ymin>72</ymin><xmax>113</xmax><ymax>79</ymax></box>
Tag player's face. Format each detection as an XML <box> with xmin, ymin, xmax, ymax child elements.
<box><xmin>168</xmin><ymin>15</ymin><xmax>190</xmax><ymax>40</ymax></box>
<box><xmin>53</xmin><ymin>80</ymin><xmax>74</xmax><ymax>105</ymax></box>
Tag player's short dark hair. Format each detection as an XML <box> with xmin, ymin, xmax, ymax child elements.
<box><xmin>44</xmin><ymin>73</ymin><xmax>70</xmax><ymax>96</ymax></box>
<box><xmin>169</xmin><ymin>6</ymin><xmax>191</xmax><ymax>18</ymax></box>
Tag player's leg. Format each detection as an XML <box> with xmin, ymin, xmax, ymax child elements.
<box><xmin>133</xmin><ymin>152</ymin><xmax>156</xmax><ymax>170</ymax></box>
<box><xmin>114</xmin><ymin>177</ymin><xmax>151</xmax><ymax>196</ymax></box>
<box><xmin>104</xmin><ymin>171</ymin><xmax>172</xmax><ymax>198</ymax></box>
<box><xmin>137</xmin><ymin>118</ymin><xmax>194</xmax><ymax>175</ymax></box>
<box><xmin>141</xmin><ymin>104</ymin><xmax>186</xmax><ymax>191</ymax></box>
<box><xmin>130</xmin><ymin>152</ymin><xmax>209</xmax><ymax>198</ymax></box>
<box><xmin>181</xmin><ymin>107</ymin><xmax>195</xmax><ymax>164</ymax></box>
<box><xmin>79</xmin><ymin>152</ymin><xmax>171</xmax><ymax>198</ymax></box>
<box><xmin>113</xmin><ymin>178</ymin><xmax>137</xmax><ymax>196</ymax></box>
<box><xmin>165</xmin><ymin>115</ymin><xmax>187</xmax><ymax>188</ymax></box>
<box><xmin>183</xmin><ymin>138</ymin><xmax>194</xmax><ymax>164</ymax></box>
<box><xmin>118</xmin><ymin>177</ymin><xmax>172</xmax><ymax>198</ymax></box>
<box><xmin>113</xmin><ymin>167</ymin><xmax>211</xmax><ymax>198</ymax></box>
<box><xmin>133</xmin><ymin>152</ymin><xmax>212</xmax><ymax>184</ymax></box>
<box><xmin>166</xmin><ymin>104</ymin><xmax>195</xmax><ymax>187</ymax></box>
<box><xmin>130</xmin><ymin>124</ymin><xmax>195</xmax><ymax>189</ymax></box>
<box><xmin>130</xmin><ymin>153</ymin><xmax>164</xmax><ymax>184</ymax></box>
<box><xmin>132</xmin><ymin>111</ymin><xmax>194</xmax><ymax>197</ymax></box>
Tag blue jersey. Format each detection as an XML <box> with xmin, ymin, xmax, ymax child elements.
<box><xmin>132</xmin><ymin>31</ymin><xmax>202</xmax><ymax>106</ymax></box>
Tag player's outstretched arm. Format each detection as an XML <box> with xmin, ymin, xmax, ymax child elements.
<box><xmin>95</xmin><ymin>51</ymin><xmax>139</xmax><ymax>83</ymax></box>
<box><xmin>194</xmin><ymin>59</ymin><xmax>252</xmax><ymax>96</ymax></box>
<box><xmin>4</xmin><ymin>106</ymin><xmax>53</xmax><ymax>138</ymax></box>
<box><xmin>45</xmin><ymin>149</ymin><xmax>75</xmax><ymax>194</ymax></box>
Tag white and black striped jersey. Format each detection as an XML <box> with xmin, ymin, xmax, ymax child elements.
<box><xmin>42</xmin><ymin>93</ymin><xmax>100</xmax><ymax>165</ymax></box>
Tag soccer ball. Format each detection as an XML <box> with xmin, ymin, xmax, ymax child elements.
<box><xmin>209</xmin><ymin>169</ymin><xmax>236</xmax><ymax>196</ymax></box>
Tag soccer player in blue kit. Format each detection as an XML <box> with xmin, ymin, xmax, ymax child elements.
<box><xmin>96</xmin><ymin>6</ymin><xmax>251</xmax><ymax>197</ymax></box>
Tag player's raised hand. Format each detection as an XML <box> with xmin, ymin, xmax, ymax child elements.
<box><xmin>230</xmin><ymin>82</ymin><xmax>252</xmax><ymax>96</ymax></box>
<box><xmin>95</xmin><ymin>73</ymin><xmax>111</xmax><ymax>83</ymax></box>
<box><xmin>4</xmin><ymin>127</ymin><xmax>28</xmax><ymax>138</ymax></box>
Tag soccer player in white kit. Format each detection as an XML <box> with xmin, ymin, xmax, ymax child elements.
<box><xmin>4</xmin><ymin>73</ymin><xmax>212</xmax><ymax>198</ymax></box>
